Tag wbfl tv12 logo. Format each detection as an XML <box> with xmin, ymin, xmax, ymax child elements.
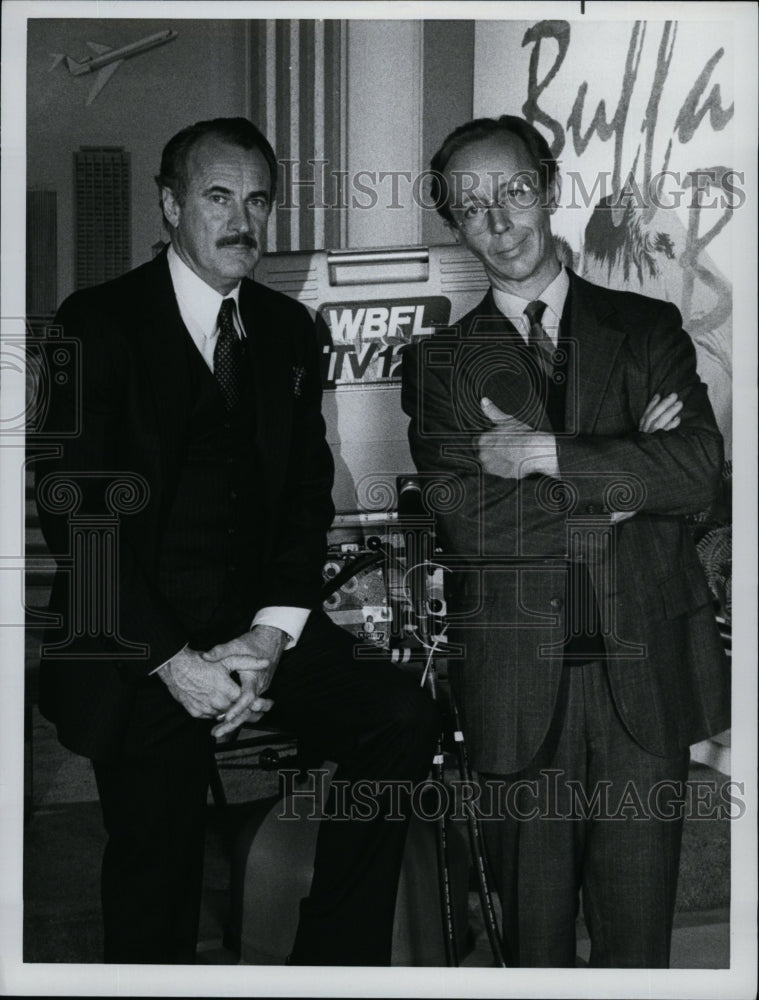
<box><xmin>318</xmin><ymin>297</ymin><xmax>450</xmax><ymax>387</ymax></box>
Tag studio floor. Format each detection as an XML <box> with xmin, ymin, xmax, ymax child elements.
<box><xmin>23</xmin><ymin>707</ymin><xmax>730</xmax><ymax>969</ymax></box>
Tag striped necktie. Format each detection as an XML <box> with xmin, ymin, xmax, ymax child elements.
<box><xmin>524</xmin><ymin>299</ymin><xmax>555</xmax><ymax>378</ymax></box>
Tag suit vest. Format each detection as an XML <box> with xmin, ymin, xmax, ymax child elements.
<box><xmin>157</xmin><ymin>333</ymin><xmax>266</xmax><ymax>648</ymax></box>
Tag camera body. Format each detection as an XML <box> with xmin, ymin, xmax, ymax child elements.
<box><xmin>12</xmin><ymin>320</ymin><xmax>81</xmax><ymax>440</ymax></box>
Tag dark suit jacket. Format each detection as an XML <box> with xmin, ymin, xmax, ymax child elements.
<box><xmin>37</xmin><ymin>249</ymin><xmax>335</xmax><ymax>759</ymax></box>
<box><xmin>401</xmin><ymin>270</ymin><xmax>730</xmax><ymax>773</ymax></box>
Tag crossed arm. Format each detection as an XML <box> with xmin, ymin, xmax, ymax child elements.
<box><xmin>477</xmin><ymin>391</ymin><xmax>684</xmax><ymax>478</ymax></box>
<box><xmin>475</xmin><ymin>317</ymin><xmax>723</xmax><ymax>519</ymax></box>
<box><xmin>402</xmin><ymin>307</ymin><xmax>723</xmax><ymax>569</ymax></box>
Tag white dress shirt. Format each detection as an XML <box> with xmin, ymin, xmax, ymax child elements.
<box><xmin>156</xmin><ymin>246</ymin><xmax>310</xmax><ymax>670</ymax></box>
<box><xmin>491</xmin><ymin>265</ymin><xmax>569</xmax><ymax>347</ymax></box>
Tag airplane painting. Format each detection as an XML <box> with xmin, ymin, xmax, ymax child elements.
<box><xmin>49</xmin><ymin>29</ymin><xmax>179</xmax><ymax>105</ymax></box>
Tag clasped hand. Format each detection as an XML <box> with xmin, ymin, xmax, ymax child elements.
<box><xmin>158</xmin><ymin>625</ymin><xmax>288</xmax><ymax>738</ymax></box>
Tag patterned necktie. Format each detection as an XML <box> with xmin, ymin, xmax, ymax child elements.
<box><xmin>213</xmin><ymin>298</ymin><xmax>244</xmax><ymax>410</ymax></box>
<box><xmin>524</xmin><ymin>299</ymin><xmax>555</xmax><ymax>378</ymax></box>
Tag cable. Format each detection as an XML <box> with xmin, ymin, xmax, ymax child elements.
<box><xmin>320</xmin><ymin>550</ymin><xmax>385</xmax><ymax>599</ymax></box>
<box><xmin>449</xmin><ymin>691</ymin><xmax>507</xmax><ymax>967</ymax></box>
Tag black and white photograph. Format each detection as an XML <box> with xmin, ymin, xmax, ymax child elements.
<box><xmin>1</xmin><ymin>1</ymin><xmax>756</xmax><ymax>996</ymax></box>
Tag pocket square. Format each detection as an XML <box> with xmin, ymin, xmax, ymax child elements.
<box><xmin>292</xmin><ymin>365</ymin><xmax>307</xmax><ymax>397</ymax></box>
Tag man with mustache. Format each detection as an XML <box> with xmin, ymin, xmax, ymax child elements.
<box><xmin>36</xmin><ymin>117</ymin><xmax>439</xmax><ymax>965</ymax></box>
<box><xmin>402</xmin><ymin>115</ymin><xmax>729</xmax><ymax>967</ymax></box>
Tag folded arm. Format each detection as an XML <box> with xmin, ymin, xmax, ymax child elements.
<box><xmin>556</xmin><ymin>309</ymin><xmax>723</xmax><ymax>517</ymax></box>
<box><xmin>401</xmin><ymin>306</ymin><xmax>722</xmax><ymax>558</ymax></box>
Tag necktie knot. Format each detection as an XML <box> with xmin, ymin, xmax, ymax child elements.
<box><xmin>524</xmin><ymin>299</ymin><xmax>547</xmax><ymax>327</ymax></box>
<box><xmin>218</xmin><ymin>297</ymin><xmax>237</xmax><ymax>338</ymax></box>
<box><xmin>214</xmin><ymin>298</ymin><xmax>244</xmax><ymax>410</ymax></box>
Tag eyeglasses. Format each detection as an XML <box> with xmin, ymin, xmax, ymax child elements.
<box><xmin>452</xmin><ymin>181</ymin><xmax>540</xmax><ymax>235</ymax></box>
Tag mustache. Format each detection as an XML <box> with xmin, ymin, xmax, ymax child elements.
<box><xmin>216</xmin><ymin>234</ymin><xmax>258</xmax><ymax>249</ymax></box>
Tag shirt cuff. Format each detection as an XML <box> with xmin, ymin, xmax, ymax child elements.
<box><xmin>149</xmin><ymin>642</ymin><xmax>188</xmax><ymax>676</ymax></box>
<box><xmin>250</xmin><ymin>607</ymin><xmax>310</xmax><ymax>650</ymax></box>
<box><xmin>610</xmin><ymin>510</ymin><xmax>636</xmax><ymax>524</ymax></box>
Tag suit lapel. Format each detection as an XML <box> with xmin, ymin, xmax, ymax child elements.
<box><xmin>239</xmin><ymin>279</ymin><xmax>292</xmax><ymax>497</ymax></box>
<box><xmin>461</xmin><ymin>289</ymin><xmax>551</xmax><ymax>431</ymax></box>
<box><xmin>566</xmin><ymin>271</ymin><xmax>628</xmax><ymax>433</ymax></box>
<box><xmin>131</xmin><ymin>251</ymin><xmax>195</xmax><ymax>489</ymax></box>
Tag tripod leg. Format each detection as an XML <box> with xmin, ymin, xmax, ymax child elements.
<box><xmin>450</xmin><ymin>694</ymin><xmax>507</xmax><ymax>967</ymax></box>
<box><xmin>431</xmin><ymin>740</ymin><xmax>459</xmax><ymax>966</ymax></box>
<box><xmin>425</xmin><ymin>664</ymin><xmax>459</xmax><ymax>967</ymax></box>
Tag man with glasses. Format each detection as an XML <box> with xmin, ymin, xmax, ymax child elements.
<box><xmin>402</xmin><ymin>115</ymin><xmax>729</xmax><ymax>967</ymax></box>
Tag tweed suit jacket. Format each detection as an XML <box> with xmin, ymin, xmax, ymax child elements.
<box><xmin>401</xmin><ymin>269</ymin><xmax>730</xmax><ymax>773</ymax></box>
<box><xmin>36</xmin><ymin>249</ymin><xmax>334</xmax><ymax>759</ymax></box>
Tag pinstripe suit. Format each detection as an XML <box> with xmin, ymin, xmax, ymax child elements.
<box><xmin>402</xmin><ymin>271</ymin><xmax>730</xmax><ymax>965</ymax></box>
<box><xmin>37</xmin><ymin>250</ymin><xmax>440</xmax><ymax>964</ymax></box>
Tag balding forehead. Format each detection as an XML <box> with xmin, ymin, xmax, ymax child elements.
<box><xmin>443</xmin><ymin>132</ymin><xmax>548</xmax><ymax>206</ymax></box>
<box><xmin>446</xmin><ymin>131</ymin><xmax>534</xmax><ymax>173</ymax></box>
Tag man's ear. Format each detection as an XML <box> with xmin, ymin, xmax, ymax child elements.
<box><xmin>547</xmin><ymin>171</ymin><xmax>561</xmax><ymax>215</ymax></box>
<box><xmin>160</xmin><ymin>186</ymin><xmax>180</xmax><ymax>229</ymax></box>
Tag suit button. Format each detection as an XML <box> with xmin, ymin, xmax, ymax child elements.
<box><xmin>230</xmin><ymin>491</ymin><xmax>238</xmax><ymax>500</ymax></box>
<box><xmin>550</xmin><ymin>596</ymin><xmax>563</xmax><ymax>609</ymax></box>
<box><xmin>228</xmin><ymin>527</ymin><xmax>236</xmax><ymax>536</ymax></box>
<box><xmin>223</xmin><ymin>421</ymin><xmax>231</xmax><ymax>430</ymax></box>
<box><xmin>229</xmin><ymin>564</ymin><xmax>237</xmax><ymax>572</ymax></box>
